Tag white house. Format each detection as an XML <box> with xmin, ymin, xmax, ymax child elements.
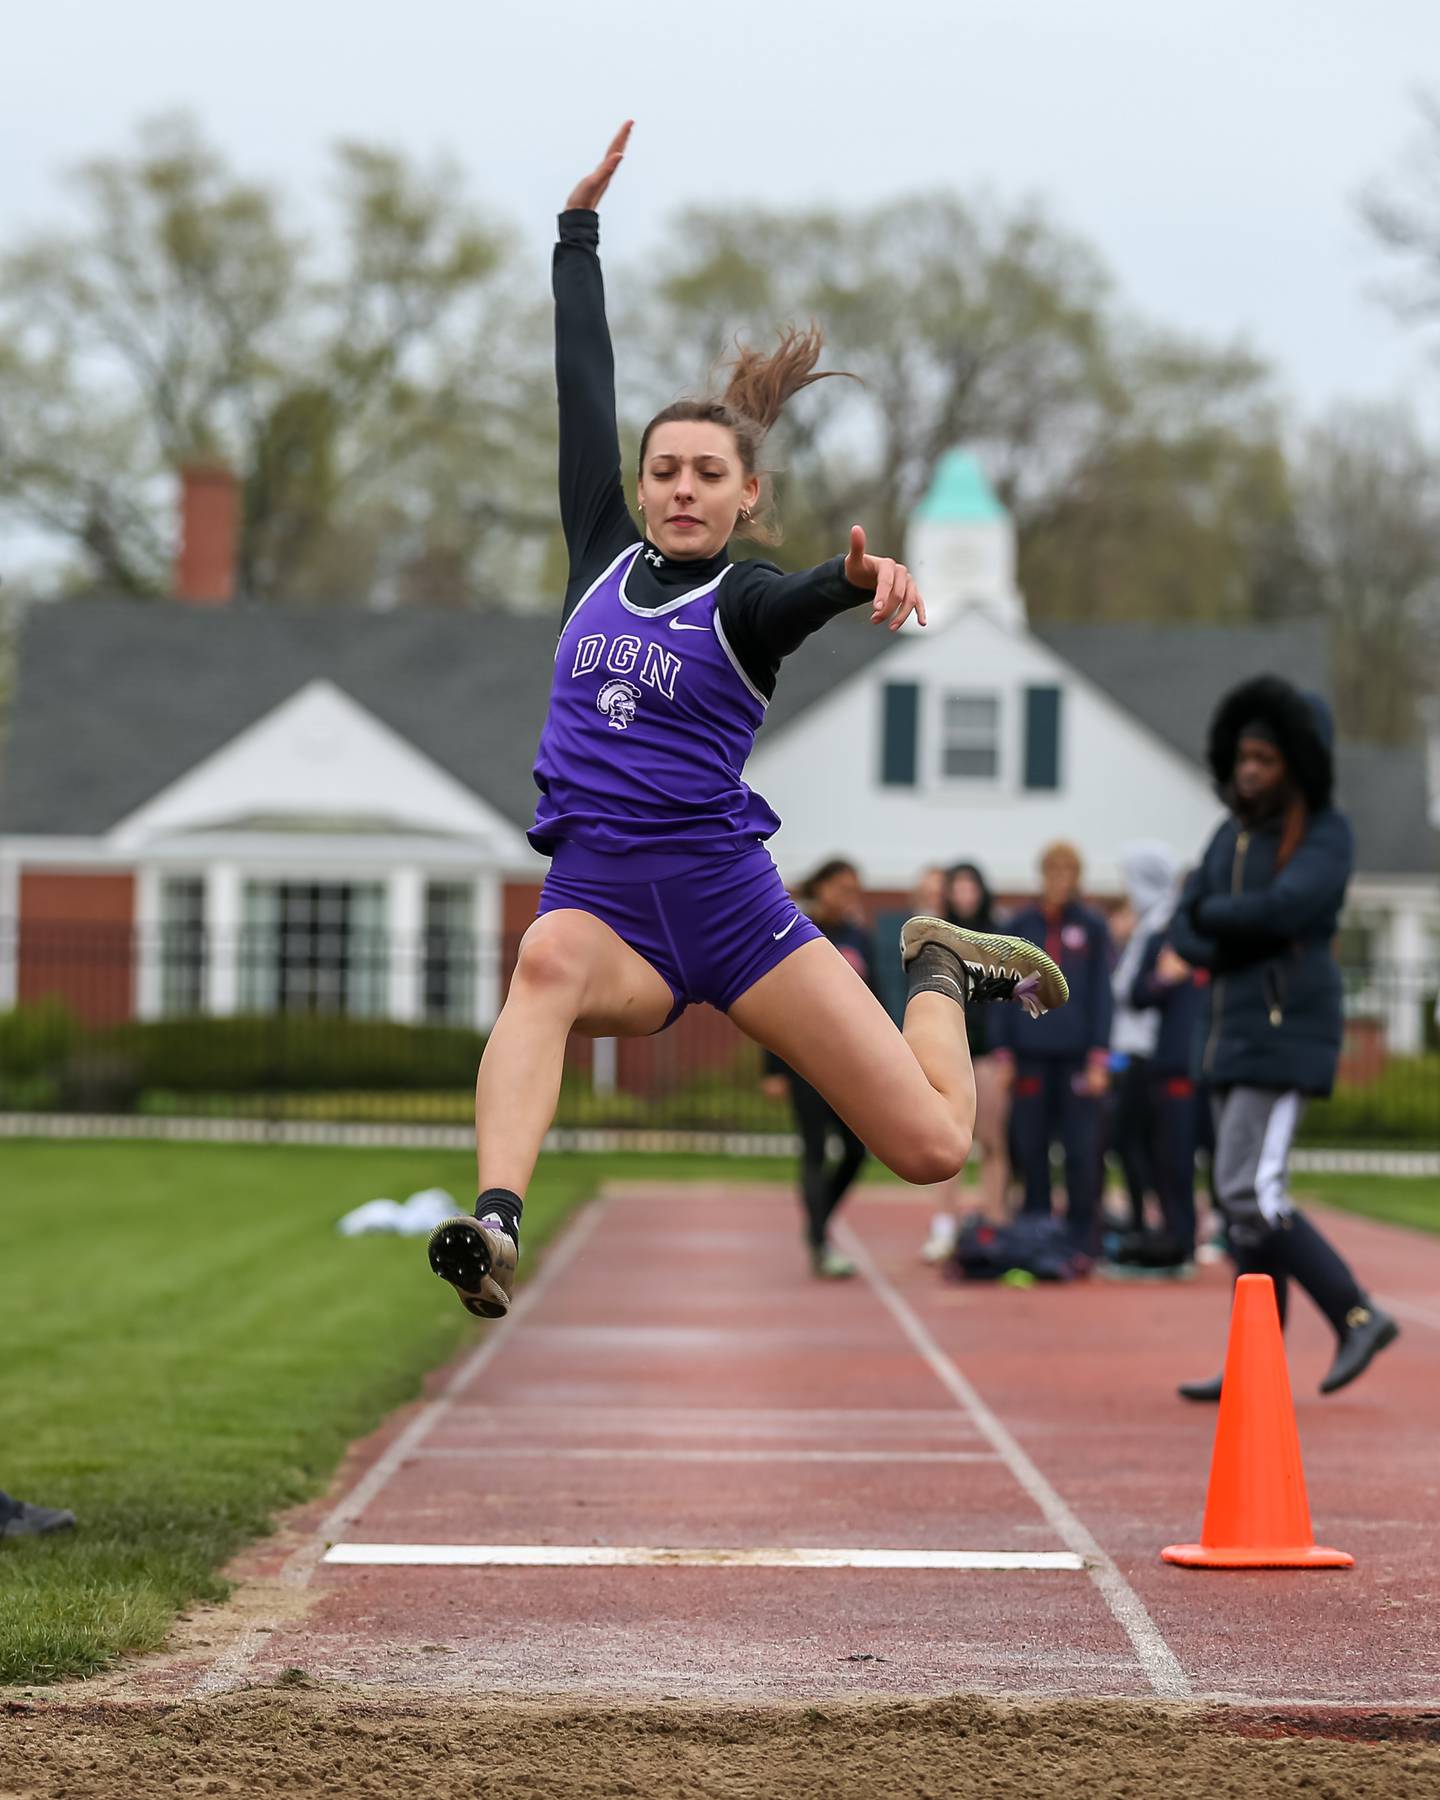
<box><xmin>2</xmin><ymin>456</ymin><xmax>1434</xmax><ymax>1047</ymax></box>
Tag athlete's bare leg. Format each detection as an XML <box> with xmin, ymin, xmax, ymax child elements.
<box><xmin>923</xmin><ymin>1054</ymin><xmax>1013</xmax><ymax>1256</ymax></box>
<box><xmin>476</xmin><ymin>909</ymin><xmax>674</xmax><ymax>1197</ymax></box>
<box><xmin>729</xmin><ymin>938</ymin><xmax>976</xmax><ymax>1186</ymax></box>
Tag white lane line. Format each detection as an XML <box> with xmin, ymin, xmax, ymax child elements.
<box><xmin>836</xmin><ymin>1222</ymin><xmax>1192</xmax><ymax>1701</ymax></box>
<box><xmin>190</xmin><ymin>1199</ymin><xmax>608</xmax><ymax>1698</ymax></box>
<box><xmin>324</xmin><ymin>1544</ymin><xmax>1086</xmax><ymax>1571</ymax></box>
<box><xmin>1384</xmin><ymin>1297</ymin><xmax>1440</xmax><ymax>1332</ymax></box>
<box><xmin>410</xmin><ymin>1447</ymin><xmax>1001</xmax><ymax>1465</ymax></box>
<box><xmin>450</xmin><ymin>1405</ymin><xmax>984</xmax><ymax>1425</ymax></box>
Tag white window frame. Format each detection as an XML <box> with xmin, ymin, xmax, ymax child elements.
<box><xmin>421</xmin><ymin>878</ymin><xmax>479</xmax><ymax>1027</ymax></box>
<box><xmin>158</xmin><ymin>872</ymin><xmax>207</xmax><ymax>1018</ymax></box>
<box><xmin>237</xmin><ymin>876</ymin><xmax>391</xmax><ymax>1020</ymax></box>
<box><xmin>935</xmin><ymin>687</ymin><xmax>1004</xmax><ymax>787</ymax></box>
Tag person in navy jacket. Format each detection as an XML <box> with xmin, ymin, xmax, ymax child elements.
<box><xmin>992</xmin><ymin>842</ymin><xmax>1114</xmax><ymax>1254</ymax></box>
<box><xmin>1167</xmin><ymin>675</ymin><xmax>1398</xmax><ymax>1399</ymax></box>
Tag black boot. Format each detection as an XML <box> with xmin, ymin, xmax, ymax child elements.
<box><xmin>1177</xmin><ymin>1372</ymin><xmax>1223</xmax><ymax>1403</ymax></box>
<box><xmin>1319</xmin><ymin>1306</ymin><xmax>1399</xmax><ymax>1395</ymax></box>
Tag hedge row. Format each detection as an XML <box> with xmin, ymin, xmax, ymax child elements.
<box><xmin>3</xmin><ymin>1002</ymin><xmax>1440</xmax><ymax>1142</ymax></box>
<box><xmin>0</xmin><ymin>1003</ymin><xmax>486</xmax><ymax>1099</ymax></box>
<box><xmin>1299</xmin><ymin>1054</ymin><xmax>1440</xmax><ymax>1145</ymax></box>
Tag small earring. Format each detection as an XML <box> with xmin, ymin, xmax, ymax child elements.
<box><xmin>739</xmin><ymin>506</ymin><xmax>752</xmax><ymax>522</ymax></box>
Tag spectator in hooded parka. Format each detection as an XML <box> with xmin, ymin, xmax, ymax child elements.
<box><xmin>1167</xmin><ymin>674</ymin><xmax>1399</xmax><ymax>1399</ymax></box>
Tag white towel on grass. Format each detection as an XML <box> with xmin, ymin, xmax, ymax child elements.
<box><xmin>337</xmin><ymin>1188</ymin><xmax>458</xmax><ymax>1237</ymax></box>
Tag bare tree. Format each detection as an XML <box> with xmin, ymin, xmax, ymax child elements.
<box><xmin>619</xmin><ymin>194</ymin><xmax>1294</xmax><ymax>620</ymax></box>
<box><xmin>0</xmin><ymin>115</ymin><xmax>548</xmax><ymax>605</ymax></box>
<box><xmin>1297</xmin><ymin>403</ymin><xmax>1440</xmax><ymax>743</ymax></box>
<box><xmin>1362</xmin><ymin>88</ymin><xmax>1440</xmax><ymax>345</ymax></box>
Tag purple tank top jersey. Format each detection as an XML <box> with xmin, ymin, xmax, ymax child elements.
<box><xmin>530</xmin><ymin>545</ymin><xmax>782</xmax><ymax>860</ymax></box>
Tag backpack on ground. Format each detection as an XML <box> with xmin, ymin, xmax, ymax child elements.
<box><xmin>950</xmin><ymin>1211</ymin><xmax>1083</xmax><ymax>1282</ymax></box>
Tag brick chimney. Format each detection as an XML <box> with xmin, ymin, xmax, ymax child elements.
<box><xmin>174</xmin><ymin>462</ymin><xmax>240</xmax><ymax>604</ymax></box>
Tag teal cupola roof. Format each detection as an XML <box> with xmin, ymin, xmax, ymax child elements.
<box><xmin>912</xmin><ymin>450</ymin><xmax>1006</xmax><ymax>524</ymax></box>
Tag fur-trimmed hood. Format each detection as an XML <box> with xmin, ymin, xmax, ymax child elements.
<box><xmin>1207</xmin><ymin>674</ymin><xmax>1334</xmax><ymax>813</ymax></box>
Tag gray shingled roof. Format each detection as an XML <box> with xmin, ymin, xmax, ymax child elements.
<box><xmin>1335</xmin><ymin>744</ymin><xmax>1438</xmax><ymax>880</ymax></box>
<box><xmin>1033</xmin><ymin>621</ymin><xmax>1332</xmax><ymax>768</ymax></box>
<box><xmin>1035</xmin><ymin>619</ymin><xmax>1436</xmax><ymax>877</ymax></box>
<box><xmin>3</xmin><ymin>599</ymin><xmax>1433</xmax><ymax>878</ymax></box>
<box><xmin>0</xmin><ymin>600</ymin><xmax>557</xmax><ymax>836</ymax></box>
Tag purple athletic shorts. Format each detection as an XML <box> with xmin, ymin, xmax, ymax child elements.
<box><xmin>537</xmin><ymin>840</ymin><xmax>824</xmax><ymax>1029</ymax></box>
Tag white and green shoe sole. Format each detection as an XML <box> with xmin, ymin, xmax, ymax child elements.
<box><xmin>899</xmin><ymin>916</ymin><xmax>1070</xmax><ymax>1017</ymax></box>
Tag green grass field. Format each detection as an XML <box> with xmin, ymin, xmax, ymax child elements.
<box><xmin>0</xmin><ymin>1140</ymin><xmax>1434</xmax><ymax>1688</ymax></box>
<box><xmin>1299</xmin><ymin>1172</ymin><xmax>1440</xmax><ymax>1235</ymax></box>
<box><xmin>0</xmin><ymin>1141</ymin><xmax>804</xmax><ymax>1686</ymax></box>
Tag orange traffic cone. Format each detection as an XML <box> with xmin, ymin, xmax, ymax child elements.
<box><xmin>1162</xmin><ymin>1274</ymin><xmax>1353</xmax><ymax>1570</ymax></box>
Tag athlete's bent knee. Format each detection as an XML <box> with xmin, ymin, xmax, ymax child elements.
<box><xmin>511</xmin><ymin>921</ymin><xmax>588</xmax><ymax>1007</ymax></box>
<box><xmin>891</xmin><ymin>1123</ymin><xmax>972</xmax><ymax>1187</ymax></box>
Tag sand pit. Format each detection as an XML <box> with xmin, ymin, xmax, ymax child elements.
<box><xmin>2</xmin><ymin>1689</ymin><xmax>1437</xmax><ymax>1800</ymax></box>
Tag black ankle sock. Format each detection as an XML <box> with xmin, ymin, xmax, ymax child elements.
<box><xmin>475</xmin><ymin>1187</ymin><xmax>523</xmax><ymax>1249</ymax></box>
<box><xmin>1281</xmin><ymin>1211</ymin><xmax>1365</xmax><ymax>1335</ymax></box>
<box><xmin>906</xmin><ymin>942</ymin><xmax>968</xmax><ymax>1007</ymax></box>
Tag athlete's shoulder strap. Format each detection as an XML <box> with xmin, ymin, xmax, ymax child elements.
<box><xmin>554</xmin><ymin>542</ymin><xmax>642</xmax><ymax>659</ymax></box>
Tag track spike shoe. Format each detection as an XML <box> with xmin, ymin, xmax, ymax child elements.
<box><xmin>899</xmin><ymin>916</ymin><xmax>1069</xmax><ymax>1019</ymax></box>
<box><xmin>427</xmin><ymin>1216</ymin><xmax>517</xmax><ymax>1320</ymax></box>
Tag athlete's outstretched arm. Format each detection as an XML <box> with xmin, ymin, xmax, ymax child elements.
<box><xmin>555</xmin><ymin>122</ymin><xmax>638</xmax><ymax>612</ymax></box>
<box><xmin>842</xmin><ymin>526</ymin><xmax>926</xmax><ymax>630</ymax></box>
<box><xmin>720</xmin><ymin>526</ymin><xmax>926</xmax><ymax>699</ymax></box>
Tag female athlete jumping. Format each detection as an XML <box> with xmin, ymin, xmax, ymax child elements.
<box><xmin>429</xmin><ymin>123</ymin><xmax>1068</xmax><ymax>1318</ymax></box>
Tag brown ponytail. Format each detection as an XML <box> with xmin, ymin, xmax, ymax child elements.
<box><xmin>639</xmin><ymin>324</ymin><xmax>853</xmax><ymax>546</ymax></box>
<box><xmin>719</xmin><ymin>324</ymin><xmax>834</xmax><ymax>431</ymax></box>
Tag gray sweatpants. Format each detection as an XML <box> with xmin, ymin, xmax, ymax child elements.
<box><xmin>1210</xmin><ymin>1086</ymin><xmax>1303</xmax><ymax>1251</ymax></box>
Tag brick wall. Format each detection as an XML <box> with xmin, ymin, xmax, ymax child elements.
<box><xmin>17</xmin><ymin>871</ymin><xmax>136</xmax><ymax>1026</ymax></box>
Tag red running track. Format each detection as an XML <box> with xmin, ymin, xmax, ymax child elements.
<box><xmin>186</xmin><ymin>1184</ymin><xmax>1438</xmax><ymax>1705</ymax></box>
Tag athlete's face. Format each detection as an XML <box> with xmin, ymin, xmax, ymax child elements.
<box><xmin>638</xmin><ymin>422</ymin><xmax>761</xmax><ymax>561</ymax></box>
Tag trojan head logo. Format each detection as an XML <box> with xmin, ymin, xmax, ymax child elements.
<box><xmin>597</xmin><ymin>678</ymin><xmax>641</xmax><ymax>731</ymax></box>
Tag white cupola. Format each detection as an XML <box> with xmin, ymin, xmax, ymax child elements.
<box><xmin>904</xmin><ymin>449</ymin><xmax>1025</xmax><ymax>632</ymax></box>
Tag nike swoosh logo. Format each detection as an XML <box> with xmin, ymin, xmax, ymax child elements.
<box><xmin>772</xmin><ymin>915</ymin><xmax>801</xmax><ymax>941</ymax></box>
<box><xmin>668</xmin><ymin>619</ymin><xmax>711</xmax><ymax>632</ymax></box>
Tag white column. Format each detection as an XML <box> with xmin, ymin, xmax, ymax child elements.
<box><xmin>1385</xmin><ymin>905</ymin><xmax>1428</xmax><ymax>1056</ymax></box>
<box><xmin>592</xmin><ymin>1036</ymin><xmax>618</xmax><ymax>1096</ymax></box>
<box><xmin>205</xmin><ymin>862</ymin><xmax>241</xmax><ymax>1016</ymax></box>
<box><xmin>386</xmin><ymin>865</ymin><xmax>425</xmax><ymax>1023</ymax></box>
<box><xmin>475</xmin><ymin>871</ymin><xmax>502</xmax><ymax>1030</ymax></box>
<box><xmin>0</xmin><ymin>853</ymin><xmax>18</xmax><ymax>1008</ymax></box>
<box><xmin>134</xmin><ymin>864</ymin><xmax>163</xmax><ymax>1020</ymax></box>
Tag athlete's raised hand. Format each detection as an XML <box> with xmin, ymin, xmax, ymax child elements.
<box><xmin>845</xmin><ymin>526</ymin><xmax>927</xmax><ymax>631</ymax></box>
<box><xmin>566</xmin><ymin>121</ymin><xmax>633</xmax><ymax>212</ymax></box>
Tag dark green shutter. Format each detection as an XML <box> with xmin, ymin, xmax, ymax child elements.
<box><xmin>880</xmin><ymin>682</ymin><xmax>920</xmax><ymax>786</ymax></box>
<box><xmin>1023</xmin><ymin>685</ymin><xmax>1062</xmax><ymax>790</ymax></box>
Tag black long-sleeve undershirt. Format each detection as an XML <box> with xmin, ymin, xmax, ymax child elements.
<box><xmin>553</xmin><ymin>209</ymin><xmax>869</xmax><ymax>700</ymax></box>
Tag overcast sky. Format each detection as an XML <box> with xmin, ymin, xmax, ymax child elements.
<box><xmin>3</xmin><ymin>0</ymin><xmax>1438</xmax><ymax>423</ymax></box>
